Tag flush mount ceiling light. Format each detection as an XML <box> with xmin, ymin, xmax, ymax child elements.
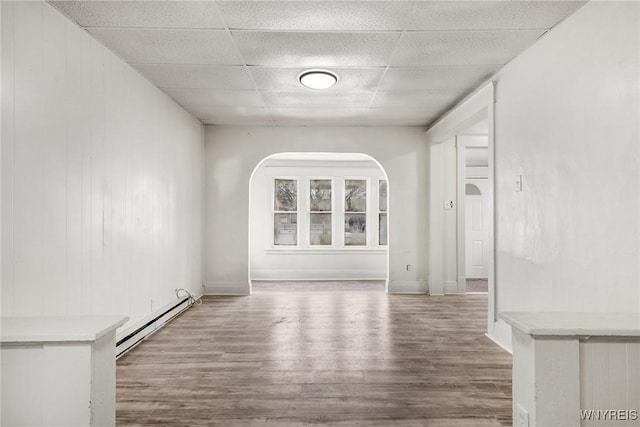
<box><xmin>299</xmin><ymin>70</ymin><xmax>338</xmax><ymax>90</ymax></box>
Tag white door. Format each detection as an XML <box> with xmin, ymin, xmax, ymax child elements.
<box><xmin>465</xmin><ymin>179</ymin><xmax>489</xmax><ymax>278</ymax></box>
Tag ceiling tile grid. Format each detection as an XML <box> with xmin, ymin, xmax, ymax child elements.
<box><xmin>49</xmin><ymin>0</ymin><xmax>586</xmax><ymax>127</ymax></box>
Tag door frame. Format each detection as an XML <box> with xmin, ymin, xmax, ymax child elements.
<box><xmin>426</xmin><ymin>82</ymin><xmax>512</xmax><ymax>351</ymax></box>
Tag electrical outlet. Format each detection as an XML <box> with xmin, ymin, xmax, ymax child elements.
<box><xmin>516</xmin><ymin>404</ymin><xmax>529</xmax><ymax>427</ymax></box>
<box><xmin>443</xmin><ymin>199</ymin><xmax>454</xmax><ymax>210</ymax></box>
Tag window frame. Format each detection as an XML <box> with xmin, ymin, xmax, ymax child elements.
<box><xmin>378</xmin><ymin>178</ymin><xmax>388</xmax><ymax>246</ymax></box>
<box><xmin>308</xmin><ymin>177</ymin><xmax>334</xmax><ymax>247</ymax></box>
<box><xmin>343</xmin><ymin>177</ymin><xmax>369</xmax><ymax>247</ymax></box>
<box><xmin>272</xmin><ymin>177</ymin><xmax>299</xmax><ymax>247</ymax></box>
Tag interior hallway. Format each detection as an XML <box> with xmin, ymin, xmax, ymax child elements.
<box><xmin>117</xmin><ymin>291</ymin><xmax>512</xmax><ymax>426</ymax></box>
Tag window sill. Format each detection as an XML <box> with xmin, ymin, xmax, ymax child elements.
<box><xmin>265</xmin><ymin>247</ymin><xmax>387</xmax><ymax>255</ymax></box>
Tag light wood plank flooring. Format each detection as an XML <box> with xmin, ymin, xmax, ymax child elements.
<box><xmin>252</xmin><ymin>280</ymin><xmax>386</xmax><ymax>293</ymax></box>
<box><xmin>117</xmin><ymin>291</ymin><xmax>512</xmax><ymax>426</ymax></box>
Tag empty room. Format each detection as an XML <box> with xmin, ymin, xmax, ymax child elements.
<box><xmin>1</xmin><ymin>1</ymin><xmax>639</xmax><ymax>426</ymax></box>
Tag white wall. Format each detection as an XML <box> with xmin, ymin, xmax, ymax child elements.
<box><xmin>205</xmin><ymin>126</ymin><xmax>428</xmax><ymax>294</ymax></box>
<box><xmin>493</xmin><ymin>0</ymin><xmax>639</xmax><ymax>314</ymax></box>
<box><xmin>250</xmin><ymin>157</ymin><xmax>387</xmax><ymax>281</ymax></box>
<box><xmin>1</xmin><ymin>1</ymin><xmax>204</xmax><ymax>330</ymax></box>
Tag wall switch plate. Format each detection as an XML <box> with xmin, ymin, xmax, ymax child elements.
<box><xmin>443</xmin><ymin>199</ymin><xmax>454</xmax><ymax>209</ymax></box>
<box><xmin>516</xmin><ymin>404</ymin><xmax>529</xmax><ymax>427</ymax></box>
<box><xmin>515</xmin><ymin>175</ymin><xmax>523</xmax><ymax>192</ymax></box>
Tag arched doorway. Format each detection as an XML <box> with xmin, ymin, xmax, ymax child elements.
<box><xmin>248</xmin><ymin>152</ymin><xmax>390</xmax><ymax>293</ymax></box>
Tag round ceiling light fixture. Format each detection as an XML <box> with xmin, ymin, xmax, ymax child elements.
<box><xmin>299</xmin><ymin>69</ymin><xmax>338</xmax><ymax>90</ymax></box>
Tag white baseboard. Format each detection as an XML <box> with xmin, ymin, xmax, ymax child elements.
<box><xmin>487</xmin><ymin>319</ymin><xmax>513</xmax><ymax>354</ymax></box>
<box><xmin>388</xmin><ymin>280</ymin><xmax>428</xmax><ymax>294</ymax></box>
<box><xmin>444</xmin><ymin>280</ymin><xmax>460</xmax><ymax>294</ymax></box>
<box><xmin>251</xmin><ymin>269</ymin><xmax>386</xmax><ymax>281</ymax></box>
<box><xmin>204</xmin><ymin>281</ymin><xmax>250</xmax><ymax>295</ymax></box>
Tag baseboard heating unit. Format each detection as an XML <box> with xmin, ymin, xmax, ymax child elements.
<box><xmin>116</xmin><ymin>289</ymin><xmax>201</xmax><ymax>358</ymax></box>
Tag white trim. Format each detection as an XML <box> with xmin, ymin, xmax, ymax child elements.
<box><xmin>425</xmin><ymin>82</ymin><xmax>503</xmax><ymax>349</ymax></box>
<box><xmin>272</xmin><ymin>177</ymin><xmax>300</xmax><ymax>248</ymax></box>
<box><xmin>428</xmin><ymin>142</ymin><xmax>446</xmax><ymax>295</ymax></box>
<box><xmin>486</xmin><ymin>319</ymin><xmax>513</xmax><ymax>354</ymax></box>
<box><xmin>265</xmin><ymin>248</ymin><xmax>387</xmax><ymax>255</ymax></box>
<box><xmin>248</xmin><ymin>152</ymin><xmax>391</xmax><ymax>294</ymax></box>
<box><xmin>444</xmin><ymin>280</ymin><xmax>459</xmax><ymax>294</ymax></box>
<box><xmin>457</xmin><ymin>135</ymin><xmax>488</xmax><ymax>148</ymax></box>
<box><xmin>425</xmin><ymin>83</ymin><xmax>495</xmax><ymax>145</ymax></box>
<box><xmin>308</xmin><ymin>176</ymin><xmax>334</xmax><ymax>247</ymax></box>
<box><xmin>455</xmin><ymin>137</ymin><xmax>467</xmax><ymax>294</ymax></box>
<box><xmin>204</xmin><ymin>281</ymin><xmax>250</xmax><ymax>295</ymax></box>
<box><xmin>388</xmin><ymin>280</ymin><xmax>428</xmax><ymax>294</ymax></box>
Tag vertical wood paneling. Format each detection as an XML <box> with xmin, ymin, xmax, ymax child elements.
<box><xmin>1</xmin><ymin>1</ymin><xmax>203</xmax><ymax>329</ymax></box>
<box><xmin>608</xmin><ymin>343</ymin><xmax>628</xmax><ymax>420</ymax></box>
<box><xmin>64</xmin><ymin>21</ymin><xmax>85</xmax><ymax>314</ymax></box>
<box><xmin>89</xmin><ymin>36</ymin><xmax>104</xmax><ymax>315</ymax></box>
<box><xmin>627</xmin><ymin>344</ymin><xmax>640</xmax><ymax>417</ymax></box>
<box><xmin>1</xmin><ymin>0</ymin><xmax>16</xmax><ymax>315</ymax></box>
<box><xmin>13</xmin><ymin>1</ymin><xmax>44</xmax><ymax>315</ymax></box>
<box><xmin>580</xmin><ymin>340</ymin><xmax>640</xmax><ymax>427</ymax></box>
<box><xmin>103</xmin><ymin>50</ymin><xmax>127</xmax><ymax>317</ymax></box>
<box><xmin>41</xmin><ymin>3</ymin><xmax>67</xmax><ymax>314</ymax></box>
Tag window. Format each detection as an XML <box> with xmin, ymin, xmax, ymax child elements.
<box><xmin>274</xmin><ymin>179</ymin><xmax>297</xmax><ymax>245</ymax></box>
<box><xmin>344</xmin><ymin>179</ymin><xmax>367</xmax><ymax>246</ymax></box>
<box><xmin>378</xmin><ymin>179</ymin><xmax>388</xmax><ymax>245</ymax></box>
<box><xmin>310</xmin><ymin>179</ymin><xmax>332</xmax><ymax>245</ymax></box>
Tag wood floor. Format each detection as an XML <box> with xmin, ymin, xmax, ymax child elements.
<box><xmin>252</xmin><ymin>280</ymin><xmax>386</xmax><ymax>293</ymax></box>
<box><xmin>117</xmin><ymin>291</ymin><xmax>512</xmax><ymax>426</ymax></box>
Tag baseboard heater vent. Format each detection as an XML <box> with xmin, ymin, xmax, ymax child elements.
<box><xmin>116</xmin><ymin>295</ymin><xmax>194</xmax><ymax>359</ymax></box>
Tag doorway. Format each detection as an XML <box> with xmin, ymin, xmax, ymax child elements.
<box><xmin>426</xmin><ymin>82</ymin><xmax>509</xmax><ymax>347</ymax></box>
<box><xmin>459</xmin><ymin>120</ymin><xmax>490</xmax><ymax>294</ymax></box>
<box><xmin>248</xmin><ymin>152</ymin><xmax>389</xmax><ymax>293</ymax></box>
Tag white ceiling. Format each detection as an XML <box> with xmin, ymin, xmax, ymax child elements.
<box><xmin>50</xmin><ymin>1</ymin><xmax>585</xmax><ymax>127</ymax></box>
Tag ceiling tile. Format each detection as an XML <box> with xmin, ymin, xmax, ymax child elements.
<box><xmin>271</xmin><ymin>107</ymin><xmax>373</xmax><ymax>121</ymax></box>
<box><xmin>217</xmin><ymin>1</ymin><xmax>413</xmax><ymax>31</ymax></box>
<box><xmin>381</xmin><ymin>65</ymin><xmax>500</xmax><ymax>91</ymax></box>
<box><xmin>391</xmin><ymin>30</ymin><xmax>546</xmax><ymax>66</ymax></box>
<box><xmin>163</xmin><ymin>88</ymin><xmax>264</xmax><ymax>109</ymax></box>
<box><xmin>371</xmin><ymin>91</ymin><xmax>466</xmax><ymax>110</ymax></box>
<box><xmin>49</xmin><ymin>1</ymin><xmax>227</xmax><ymax>29</ymax></box>
<box><xmin>261</xmin><ymin>91</ymin><xmax>374</xmax><ymax>108</ymax></box>
<box><xmin>195</xmin><ymin>107</ymin><xmax>273</xmax><ymax>124</ymax></box>
<box><xmin>232</xmin><ymin>31</ymin><xmax>401</xmax><ymax>67</ymax></box>
<box><xmin>405</xmin><ymin>1</ymin><xmax>586</xmax><ymax>31</ymax></box>
<box><xmin>249</xmin><ymin>67</ymin><xmax>385</xmax><ymax>92</ymax></box>
<box><xmin>133</xmin><ymin>64</ymin><xmax>254</xmax><ymax>89</ymax></box>
<box><xmin>46</xmin><ymin>0</ymin><xmax>585</xmax><ymax>126</ymax></box>
<box><xmin>87</xmin><ymin>28</ymin><xmax>242</xmax><ymax>65</ymax></box>
<box><xmin>270</xmin><ymin>107</ymin><xmax>435</xmax><ymax>124</ymax></box>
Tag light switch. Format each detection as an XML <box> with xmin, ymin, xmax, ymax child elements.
<box><xmin>515</xmin><ymin>175</ymin><xmax>522</xmax><ymax>192</ymax></box>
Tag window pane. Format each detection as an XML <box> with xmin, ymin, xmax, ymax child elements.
<box><xmin>379</xmin><ymin>180</ymin><xmax>387</xmax><ymax>212</ymax></box>
<box><xmin>310</xmin><ymin>213</ymin><xmax>332</xmax><ymax>245</ymax></box>
<box><xmin>345</xmin><ymin>213</ymin><xmax>366</xmax><ymax>246</ymax></box>
<box><xmin>310</xmin><ymin>179</ymin><xmax>332</xmax><ymax>212</ymax></box>
<box><xmin>379</xmin><ymin>213</ymin><xmax>388</xmax><ymax>246</ymax></box>
<box><xmin>345</xmin><ymin>180</ymin><xmax>366</xmax><ymax>212</ymax></box>
<box><xmin>274</xmin><ymin>213</ymin><xmax>297</xmax><ymax>245</ymax></box>
<box><xmin>274</xmin><ymin>179</ymin><xmax>297</xmax><ymax>211</ymax></box>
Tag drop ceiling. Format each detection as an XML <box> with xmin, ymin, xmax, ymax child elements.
<box><xmin>49</xmin><ymin>1</ymin><xmax>585</xmax><ymax>127</ymax></box>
